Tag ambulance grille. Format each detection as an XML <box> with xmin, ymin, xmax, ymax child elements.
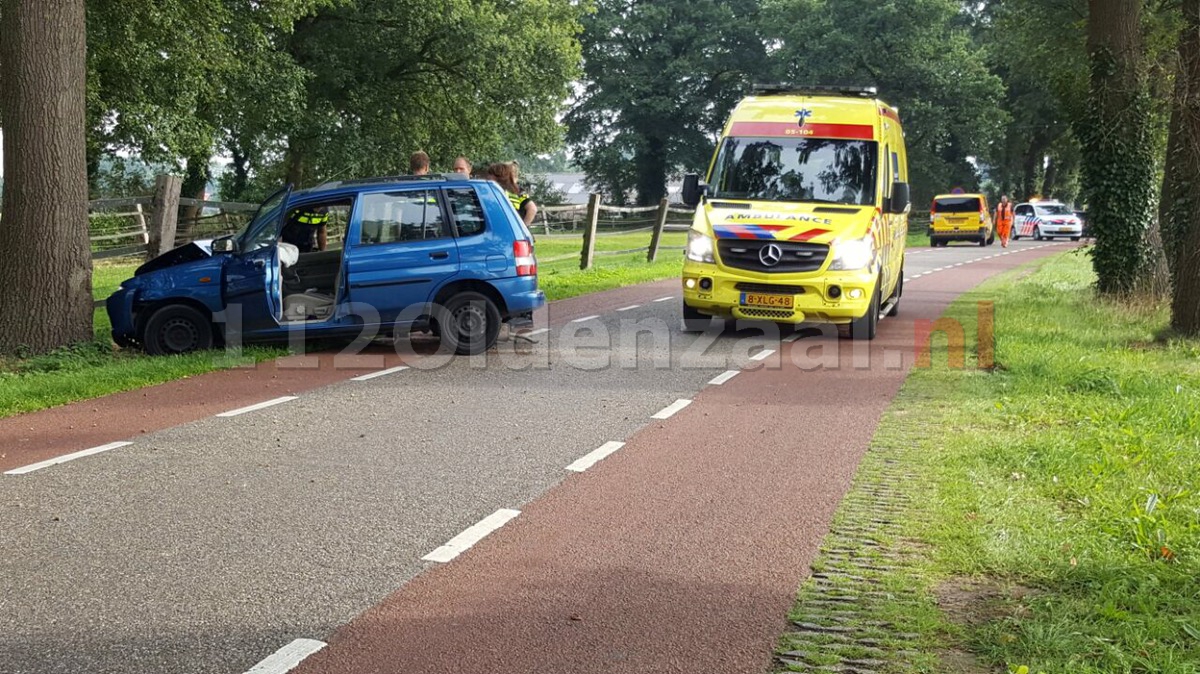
<box><xmin>718</xmin><ymin>241</ymin><xmax>829</xmax><ymax>273</ymax></box>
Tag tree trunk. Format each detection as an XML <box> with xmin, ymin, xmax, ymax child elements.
<box><xmin>0</xmin><ymin>0</ymin><xmax>92</xmax><ymax>355</ymax></box>
<box><xmin>1079</xmin><ymin>0</ymin><xmax>1158</xmax><ymax>296</ymax></box>
<box><xmin>1170</xmin><ymin>0</ymin><xmax>1200</xmax><ymax>335</ymax></box>
<box><xmin>285</xmin><ymin>136</ymin><xmax>307</xmax><ymax>186</ymax></box>
<box><xmin>229</xmin><ymin>142</ymin><xmax>250</xmax><ymax>201</ymax></box>
<box><xmin>634</xmin><ymin>137</ymin><xmax>668</xmax><ymax>207</ymax></box>
<box><xmin>1042</xmin><ymin>156</ymin><xmax>1058</xmax><ymax>198</ymax></box>
<box><xmin>178</xmin><ymin>151</ymin><xmax>211</xmax><ymax>241</ymax></box>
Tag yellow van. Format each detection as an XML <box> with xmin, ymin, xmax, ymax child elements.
<box><xmin>929</xmin><ymin>193</ymin><xmax>994</xmax><ymax>247</ymax></box>
<box><xmin>680</xmin><ymin>84</ymin><xmax>910</xmax><ymax>340</ymax></box>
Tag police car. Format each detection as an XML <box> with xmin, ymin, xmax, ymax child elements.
<box><xmin>1012</xmin><ymin>200</ymin><xmax>1083</xmax><ymax>241</ymax></box>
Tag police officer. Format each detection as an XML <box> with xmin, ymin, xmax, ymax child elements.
<box><xmin>486</xmin><ymin>162</ymin><xmax>538</xmax><ymax>226</ymax></box>
<box><xmin>281</xmin><ymin>207</ymin><xmax>329</xmax><ymax>253</ymax></box>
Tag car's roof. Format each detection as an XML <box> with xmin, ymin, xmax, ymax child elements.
<box><xmin>293</xmin><ymin>173</ymin><xmax>489</xmax><ymax>198</ymax></box>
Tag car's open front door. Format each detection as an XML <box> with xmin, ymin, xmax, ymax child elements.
<box><xmin>222</xmin><ymin>185</ymin><xmax>292</xmax><ymax>338</ymax></box>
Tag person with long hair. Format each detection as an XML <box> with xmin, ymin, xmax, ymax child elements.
<box><xmin>487</xmin><ymin>162</ymin><xmax>538</xmax><ymax>226</ymax></box>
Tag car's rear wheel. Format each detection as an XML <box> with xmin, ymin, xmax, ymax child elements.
<box><xmin>979</xmin><ymin>235</ymin><xmax>988</xmax><ymax>247</ymax></box>
<box><xmin>885</xmin><ymin>270</ymin><xmax>902</xmax><ymax>318</ymax></box>
<box><xmin>438</xmin><ymin>291</ymin><xmax>501</xmax><ymax>355</ymax></box>
<box><xmin>142</xmin><ymin>304</ymin><xmax>213</xmax><ymax>356</ymax></box>
<box><xmin>987</xmin><ymin>231</ymin><xmax>996</xmax><ymax>246</ymax></box>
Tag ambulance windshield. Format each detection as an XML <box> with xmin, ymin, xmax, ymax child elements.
<box><xmin>709</xmin><ymin>138</ymin><xmax>878</xmax><ymax>206</ymax></box>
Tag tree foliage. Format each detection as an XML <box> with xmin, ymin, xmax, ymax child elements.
<box><xmin>766</xmin><ymin>0</ymin><xmax>1004</xmax><ymax>206</ymax></box>
<box><xmin>565</xmin><ymin>0</ymin><xmax>770</xmax><ymax>205</ymax></box>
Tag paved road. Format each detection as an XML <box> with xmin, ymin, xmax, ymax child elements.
<box><xmin>0</xmin><ymin>240</ymin><xmax>1067</xmax><ymax>674</ymax></box>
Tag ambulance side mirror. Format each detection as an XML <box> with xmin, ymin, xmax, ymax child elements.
<box><xmin>888</xmin><ymin>182</ymin><xmax>911</xmax><ymax>214</ymax></box>
<box><xmin>682</xmin><ymin>174</ymin><xmax>708</xmax><ymax>208</ymax></box>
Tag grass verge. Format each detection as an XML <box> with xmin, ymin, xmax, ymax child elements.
<box><xmin>775</xmin><ymin>250</ymin><xmax>1200</xmax><ymax>673</ymax></box>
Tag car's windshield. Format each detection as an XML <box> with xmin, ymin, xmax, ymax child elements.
<box><xmin>1035</xmin><ymin>204</ymin><xmax>1072</xmax><ymax>216</ymax></box>
<box><xmin>934</xmin><ymin>197</ymin><xmax>982</xmax><ymax>213</ymax></box>
<box><xmin>709</xmin><ymin>138</ymin><xmax>878</xmax><ymax>206</ymax></box>
<box><xmin>238</xmin><ymin>187</ymin><xmax>289</xmax><ymax>251</ymax></box>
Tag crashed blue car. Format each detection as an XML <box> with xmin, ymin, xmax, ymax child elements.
<box><xmin>106</xmin><ymin>175</ymin><xmax>544</xmax><ymax>356</ymax></box>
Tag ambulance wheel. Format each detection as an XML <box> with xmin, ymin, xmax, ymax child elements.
<box><xmin>437</xmin><ymin>291</ymin><xmax>501</xmax><ymax>355</ymax></box>
<box><xmin>682</xmin><ymin>302</ymin><xmax>722</xmax><ymax>333</ymax></box>
<box><xmin>142</xmin><ymin>304</ymin><xmax>213</xmax><ymax>356</ymax></box>
<box><xmin>886</xmin><ymin>272</ymin><xmax>902</xmax><ymax>318</ymax></box>
<box><xmin>843</xmin><ymin>282</ymin><xmax>880</xmax><ymax>341</ymax></box>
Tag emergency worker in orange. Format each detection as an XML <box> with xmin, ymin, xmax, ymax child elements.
<box><xmin>995</xmin><ymin>195</ymin><xmax>1014</xmax><ymax>248</ymax></box>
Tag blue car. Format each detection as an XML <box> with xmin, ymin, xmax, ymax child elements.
<box><xmin>107</xmin><ymin>175</ymin><xmax>545</xmax><ymax>356</ymax></box>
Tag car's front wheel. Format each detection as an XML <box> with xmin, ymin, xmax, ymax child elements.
<box><xmin>141</xmin><ymin>304</ymin><xmax>214</xmax><ymax>356</ymax></box>
<box><xmin>682</xmin><ymin>301</ymin><xmax>724</xmax><ymax>333</ymax></box>
<box><xmin>438</xmin><ymin>291</ymin><xmax>501</xmax><ymax>355</ymax></box>
<box><xmin>843</xmin><ymin>280</ymin><xmax>881</xmax><ymax>341</ymax></box>
<box><xmin>1034</xmin><ymin>226</ymin><xmax>1045</xmax><ymax>241</ymax></box>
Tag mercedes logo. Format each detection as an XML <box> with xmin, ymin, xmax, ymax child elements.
<box><xmin>759</xmin><ymin>243</ymin><xmax>784</xmax><ymax>267</ymax></box>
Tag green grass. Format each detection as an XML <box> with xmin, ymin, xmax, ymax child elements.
<box><xmin>533</xmin><ymin>230</ymin><xmax>687</xmax><ymax>301</ymax></box>
<box><xmin>782</xmin><ymin>250</ymin><xmax>1200</xmax><ymax>673</ymax></box>
<box><xmin>92</xmin><ymin>260</ymin><xmax>140</xmax><ymax>300</ymax></box>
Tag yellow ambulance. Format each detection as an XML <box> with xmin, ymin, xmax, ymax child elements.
<box><xmin>680</xmin><ymin>84</ymin><xmax>910</xmax><ymax>340</ymax></box>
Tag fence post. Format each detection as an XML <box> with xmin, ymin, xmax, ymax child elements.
<box><xmin>148</xmin><ymin>174</ymin><xmax>182</xmax><ymax>258</ymax></box>
<box><xmin>581</xmin><ymin>193</ymin><xmax>601</xmax><ymax>270</ymax></box>
<box><xmin>542</xmin><ymin>209</ymin><xmax>551</xmax><ymax>237</ymax></box>
<box><xmin>134</xmin><ymin>203</ymin><xmax>150</xmax><ymax>245</ymax></box>
<box><xmin>647</xmin><ymin>197</ymin><xmax>669</xmax><ymax>262</ymax></box>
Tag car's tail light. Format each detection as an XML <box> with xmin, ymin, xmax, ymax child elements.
<box><xmin>514</xmin><ymin>240</ymin><xmax>536</xmax><ymax>276</ymax></box>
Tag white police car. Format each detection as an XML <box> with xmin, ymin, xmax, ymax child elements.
<box><xmin>1012</xmin><ymin>200</ymin><xmax>1083</xmax><ymax>241</ymax></box>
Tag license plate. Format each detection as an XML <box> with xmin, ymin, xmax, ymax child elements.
<box><xmin>740</xmin><ymin>293</ymin><xmax>794</xmax><ymax>309</ymax></box>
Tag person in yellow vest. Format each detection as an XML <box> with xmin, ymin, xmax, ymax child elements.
<box><xmin>281</xmin><ymin>207</ymin><xmax>329</xmax><ymax>253</ymax></box>
<box><xmin>995</xmin><ymin>195</ymin><xmax>1014</xmax><ymax>248</ymax></box>
<box><xmin>487</xmin><ymin>161</ymin><xmax>538</xmax><ymax>226</ymax></box>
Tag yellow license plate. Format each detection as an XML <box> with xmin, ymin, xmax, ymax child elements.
<box><xmin>740</xmin><ymin>293</ymin><xmax>794</xmax><ymax>309</ymax></box>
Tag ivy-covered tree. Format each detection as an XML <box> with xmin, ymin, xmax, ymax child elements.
<box><xmin>766</xmin><ymin>0</ymin><xmax>1004</xmax><ymax>206</ymax></box>
<box><xmin>565</xmin><ymin>0</ymin><xmax>770</xmax><ymax>205</ymax></box>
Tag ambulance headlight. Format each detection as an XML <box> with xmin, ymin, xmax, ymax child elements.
<box><xmin>829</xmin><ymin>234</ymin><xmax>874</xmax><ymax>271</ymax></box>
<box><xmin>686</xmin><ymin>230</ymin><xmax>716</xmax><ymax>264</ymax></box>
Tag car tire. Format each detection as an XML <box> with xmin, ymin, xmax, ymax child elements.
<box><xmin>1071</xmin><ymin>236</ymin><xmax>1081</xmax><ymax>241</ymax></box>
<box><xmin>885</xmin><ymin>270</ymin><xmax>902</xmax><ymax>318</ymax></box>
<box><xmin>979</xmin><ymin>235</ymin><xmax>988</xmax><ymax>247</ymax></box>
<box><xmin>844</xmin><ymin>281</ymin><xmax>880</xmax><ymax>341</ymax></box>
<box><xmin>1035</xmin><ymin>226</ymin><xmax>1044</xmax><ymax>241</ymax></box>
<box><xmin>987</xmin><ymin>231</ymin><xmax>996</xmax><ymax>246</ymax></box>
<box><xmin>682</xmin><ymin>301</ymin><xmax>722</xmax><ymax>333</ymax></box>
<box><xmin>438</xmin><ymin>291</ymin><xmax>501</xmax><ymax>355</ymax></box>
<box><xmin>141</xmin><ymin>304</ymin><xmax>213</xmax><ymax>356</ymax></box>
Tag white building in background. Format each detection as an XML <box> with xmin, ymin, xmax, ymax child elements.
<box><xmin>538</xmin><ymin>172</ymin><xmax>686</xmax><ymax>205</ymax></box>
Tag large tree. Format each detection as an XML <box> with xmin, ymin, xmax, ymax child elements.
<box><xmin>0</xmin><ymin>0</ymin><xmax>93</xmax><ymax>354</ymax></box>
<box><xmin>565</xmin><ymin>0</ymin><xmax>769</xmax><ymax>205</ymax></box>
<box><xmin>1076</xmin><ymin>0</ymin><xmax>1166</xmax><ymax>296</ymax></box>
<box><xmin>766</xmin><ymin>0</ymin><xmax>1005</xmax><ymax>206</ymax></box>
<box><xmin>1165</xmin><ymin>0</ymin><xmax>1200</xmax><ymax>335</ymax></box>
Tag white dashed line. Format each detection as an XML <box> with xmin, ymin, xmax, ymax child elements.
<box><xmin>243</xmin><ymin>639</ymin><xmax>327</xmax><ymax>674</ymax></box>
<box><xmin>565</xmin><ymin>441</ymin><xmax>626</xmax><ymax>472</ymax></box>
<box><xmin>422</xmin><ymin>509</ymin><xmax>521</xmax><ymax>563</ymax></box>
<box><xmin>571</xmin><ymin>315</ymin><xmax>601</xmax><ymax>323</ymax></box>
<box><xmin>616</xmin><ymin>305</ymin><xmax>642</xmax><ymax>312</ymax></box>
<box><xmin>653</xmin><ymin>296</ymin><xmax>675</xmax><ymax>303</ymax></box>
<box><xmin>351</xmin><ymin>366</ymin><xmax>410</xmax><ymax>382</ymax></box>
<box><xmin>708</xmin><ymin>370</ymin><xmax>742</xmax><ymax>386</ymax></box>
<box><xmin>522</xmin><ymin>328</ymin><xmax>550</xmax><ymax>337</ymax></box>
<box><xmin>4</xmin><ymin>441</ymin><xmax>134</xmax><ymax>476</ymax></box>
<box><xmin>783</xmin><ymin>333</ymin><xmax>803</xmax><ymax>343</ymax></box>
<box><xmin>750</xmin><ymin>349</ymin><xmax>777</xmax><ymax>362</ymax></box>
<box><xmin>652</xmin><ymin>399</ymin><xmax>692</xmax><ymax>420</ymax></box>
<box><xmin>955</xmin><ymin>263</ymin><xmax>964</xmax><ymax>267</ymax></box>
<box><xmin>216</xmin><ymin>396</ymin><xmax>299</xmax><ymax>418</ymax></box>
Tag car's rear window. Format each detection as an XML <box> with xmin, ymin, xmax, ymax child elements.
<box><xmin>934</xmin><ymin>197</ymin><xmax>982</xmax><ymax>213</ymax></box>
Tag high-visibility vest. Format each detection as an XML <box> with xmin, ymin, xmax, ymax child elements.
<box><xmin>294</xmin><ymin>210</ymin><xmax>329</xmax><ymax>226</ymax></box>
<box><xmin>506</xmin><ymin>190</ymin><xmax>529</xmax><ymax>214</ymax></box>
<box><xmin>996</xmin><ymin>203</ymin><xmax>1013</xmax><ymax>221</ymax></box>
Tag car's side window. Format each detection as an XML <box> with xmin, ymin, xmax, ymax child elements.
<box><xmin>358</xmin><ymin>190</ymin><xmax>447</xmax><ymax>245</ymax></box>
<box><xmin>445</xmin><ymin>188</ymin><xmax>487</xmax><ymax>237</ymax></box>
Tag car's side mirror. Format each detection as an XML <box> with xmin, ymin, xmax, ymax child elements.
<box><xmin>682</xmin><ymin>174</ymin><xmax>708</xmax><ymax>208</ymax></box>
<box><xmin>212</xmin><ymin>236</ymin><xmax>238</xmax><ymax>254</ymax></box>
<box><xmin>888</xmin><ymin>182</ymin><xmax>911</xmax><ymax>214</ymax></box>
